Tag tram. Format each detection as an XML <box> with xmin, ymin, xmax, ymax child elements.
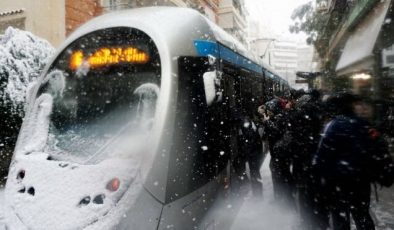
<box><xmin>4</xmin><ymin>7</ymin><xmax>290</xmax><ymax>230</ymax></box>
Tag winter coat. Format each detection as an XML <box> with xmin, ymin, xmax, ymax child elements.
<box><xmin>291</xmin><ymin>98</ymin><xmax>323</xmax><ymax>157</ymax></box>
<box><xmin>238</xmin><ymin>116</ymin><xmax>261</xmax><ymax>154</ymax></box>
<box><xmin>289</xmin><ymin>99</ymin><xmax>323</xmax><ymax>183</ymax></box>
<box><xmin>312</xmin><ymin>114</ymin><xmax>389</xmax><ymax>183</ymax></box>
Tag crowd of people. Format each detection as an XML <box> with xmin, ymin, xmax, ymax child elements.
<box><xmin>234</xmin><ymin>89</ymin><xmax>394</xmax><ymax>230</ymax></box>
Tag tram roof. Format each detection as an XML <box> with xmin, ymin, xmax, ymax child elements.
<box><xmin>63</xmin><ymin>7</ymin><xmax>260</xmax><ymax>65</ymax></box>
<box><xmin>60</xmin><ymin>7</ymin><xmax>287</xmax><ymax>82</ymax></box>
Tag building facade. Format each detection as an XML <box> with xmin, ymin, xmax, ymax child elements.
<box><xmin>98</xmin><ymin>0</ymin><xmax>244</xmax><ymax>45</ymax></box>
<box><xmin>100</xmin><ymin>0</ymin><xmax>220</xmax><ymax>23</ymax></box>
<box><xmin>66</xmin><ymin>0</ymin><xmax>103</xmax><ymax>36</ymax></box>
<box><xmin>217</xmin><ymin>0</ymin><xmax>248</xmax><ymax>46</ymax></box>
<box><xmin>269</xmin><ymin>41</ymin><xmax>298</xmax><ymax>88</ymax></box>
<box><xmin>0</xmin><ymin>0</ymin><xmax>66</xmax><ymax>47</ymax></box>
<box><xmin>0</xmin><ymin>0</ymin><xmax>105</xmax><ymax>47</ymax></box>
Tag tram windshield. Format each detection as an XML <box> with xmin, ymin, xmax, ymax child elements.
<box><xmin>36</xmin><ymin>27</ymin><xmax>161</xmax><ymax>164</ymax></box>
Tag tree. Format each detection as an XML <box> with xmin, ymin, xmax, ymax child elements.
<box><xmin>289</xmin><ymin>1</ymin><xmax>345</xmax><ymax>58</ymax></box>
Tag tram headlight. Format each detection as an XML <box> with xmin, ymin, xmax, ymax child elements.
<box><xmin>106</xmin><ymin>178</ymin><xmax>120</xmax><ymax>192</ymax></box>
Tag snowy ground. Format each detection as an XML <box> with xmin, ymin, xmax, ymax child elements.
<box><xmin>372</xmin><ymin>187</ymin><xmax>394</xmax><ymax>230</ymax></box>
<box><xmin>231</xmin><ymin>155</ymin><xmax>394</xmax><ymax>230</ymax></box>
<box><xmin>231</xmin><ymin>155</ymin><xmax>298</xmax><ymax>230</ymax></box>
<box><xmin>0</xmin><ymin>186</ymin><xmax>5</xmax><ymax>230</ymax></box>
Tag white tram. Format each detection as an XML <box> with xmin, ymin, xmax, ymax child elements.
<box><xmin>4</xmin><ymin>7</ymin><xmax>289</xmax><ymax>230</ymax></box>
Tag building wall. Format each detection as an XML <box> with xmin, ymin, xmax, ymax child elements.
<box><xmin>266</xmin><ymin>41</ymin><xmax>298</xmax><ymax>87</ymax></box>
<box><xmin>0</xmin><ymin>11</ymin><xmax>26</xmax><ymax>33</ymax></box>
<box><xmin>297</xmin><ymin>45</ymin><xmax>315</xmax><ymax>72</ymax></box>
<box><xmin>100</xmin><ymin>0</ymin><xmax>187</xmax><ymax>10</ymax></box>
<box><xmin>0</xmin><ymin>0</ymin><xmax>65</xmax><ymax>47</ymax></box>
<box><xmin>200</xmin><ymin>0</ymin><xmax>220</xmax><ymax>23</ymax></box>
<box><xmin>66</xmin><ymin>0</ymin><xmax>103</xmax><ymax>36</ymax></box>
<box><xmin>100</xmin><ymin>0</ymin><xmax>220</xmax><ymax>22</ymax></box>
<box><xmin>218</xmin><ymin>0</ymin><xmax>247</xmax><ymax>46</ymax></box>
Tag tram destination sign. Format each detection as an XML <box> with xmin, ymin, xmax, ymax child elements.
<box><xmin>69</xmin><ymin>47</ymin><xmax>150</xmax><ymax>70</ymax></box>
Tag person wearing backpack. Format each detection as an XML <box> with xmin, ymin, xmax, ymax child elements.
<box><xmin>260</xmin><ymin>98</ymin><xmax>296</xmax><ymax>207</ymax></box>
<box><xmin>311</xmin><ymin>92</ymin><xmax>393</xmax><ymax>230</ymax></box>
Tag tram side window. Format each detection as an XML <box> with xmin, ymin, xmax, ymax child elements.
<box><xmin>240</xmin><ymin>72</ymin><xmax>255</xmax><ymax>116</ymax></box>
<box><xmin>266</xmin><ymin>79</ymin><xmax>274</xmax><ymax>99</ymax></box>
<box><xmin>252</xmin><ymin>77</ymin><xmax>264</xmax><ymax>107</ymax></box>
<box><xmin>252</xmin><ymin>77</ymin><xmax>263</xmax><ymax>98</ymax></box>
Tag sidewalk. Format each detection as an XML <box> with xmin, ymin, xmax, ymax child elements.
<box><xmin>374</xmin><ymin>137</ymin><xmax>394</xmax><ymax>229</ymax></box>
<box><xmin>373</xmin><ymin>185</ymin><xmax>394</xmax><ymax>230</ymax></box>
<box><xmin>231</xmin><ymin>155</ymin><xmax>394</xmax><ymax>230</ymax></box>
<box><xmin>231</xmin><ymin>155</ymin><xmax>298</xmax><ymax>230</ymax></box>
<box><xmin>0</xmin><ymin>187</ymin><xmax>5</xmax><ymax>230</ymax></box>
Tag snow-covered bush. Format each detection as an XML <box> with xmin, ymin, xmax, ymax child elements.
<box><xmin>0</xmin><ymin>27</ymin><xmax>55</xmax><ymax>180</ymax></box>
<box><xmin>0</xmin><ymin>27</ymin><xmax>55</xmax><ymax>112</ymax></box>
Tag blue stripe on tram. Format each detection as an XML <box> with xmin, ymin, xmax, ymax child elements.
<box><xmin>194</xmin><ymin>40</ymin><xmax>262</xmax><ymax>74</ymax></box>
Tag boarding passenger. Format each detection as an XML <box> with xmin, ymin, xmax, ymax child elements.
<box><xmin>232</xmin><ymin>108</ymin><xmax>264</xmax><ymax>198</ymax></box>
<box><xmin>290</xmin><ymin>89</ymin><xmax>324</xmax><ymax>229</ymax></box>
<box><xmin>260</xmin><ymin>98</ymin><xmax>295</xmax><ymax>206</ymax></box>
<box><xmin>312</xmin><ymin>92</ymin><xmax>394</xmax><ymax>230</ymax></box>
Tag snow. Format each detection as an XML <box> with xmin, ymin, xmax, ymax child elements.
<box><xmin>1</xmin><ymin>70</ymin><xmax>156</xmax><ymax>229</ymax></box>
<box><xmin>0</xmin><ymin>27</ymin><xmax>55</xmax><ymax>115</ymax></box>
<box><xmin>19</xmin><ymin>93</ymin><xmax>53</xmax><ymax>155</ymax></box>
<box><xmin>133</xmin><ymin>83</ymin><xmax>160</xmax><ymax>121</ymax></box>
<box><xmin>0</xmin><ymin>187</ymin><xmax>5</xmax><ymax>230</ymax></box>
<box><xmin>203</xmin><ymin>71</ymin><xmax>217</xmax><ymax>106</ymax></box>
<box><xmin>5</xmin><ymin>154</ymin><xmax>142</xmax><ymax>230</ymax></box>
<box><xmin>231</xmin><ymin>155</ymin><xmax>298</xmax><ymax>230</ymax></box>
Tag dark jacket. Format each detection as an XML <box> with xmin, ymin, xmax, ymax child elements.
<box><xmin>313</xmin><ymin>115</ymin><xmax>373</xmax><ymax>181</ymax></box>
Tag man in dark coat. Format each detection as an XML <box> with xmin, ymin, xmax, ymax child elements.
<box><xmin>312</xmin><ymin>92</ymin><xmax>376</xmax><ymax>230</ymax></box>
<box><xmin>290</xmin><ymin>90</ymin><xmax>324</xmax><ymax>229</ymax></box>
<box><xmin>232</xmin><ymin>108</ymin><xmax>264</xmax><ymax>198</ymax></box>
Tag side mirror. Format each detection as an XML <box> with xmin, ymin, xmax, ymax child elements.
<box><xmin>203</xmin><ymin>70</ymin><xmax>222</xmax><ymax>106</ymax></box>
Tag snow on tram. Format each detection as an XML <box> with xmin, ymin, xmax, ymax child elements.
<box><xmin>4</xmin><ymin>7</ymin><xmax>290</xmax><ymax>230</ymax></box>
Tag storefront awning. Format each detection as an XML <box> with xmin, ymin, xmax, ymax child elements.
<box><xmin>336</xmin><ymin>0</ymin><xmax>391</xmax><ymax>76</ymax></box>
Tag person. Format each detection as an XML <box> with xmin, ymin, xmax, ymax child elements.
<box><xmin>312</xmin><ymin>92</ymin><xmax>384</xmax><ymax>230</ymax></box>
<box><xmin>290</xmin><ymin>89</ymin><xmax>324</xmax><ymax>229</ymax></box>
<box><xmin>260</xmin><ymin>98</ymin><xmax>295</xmax><ymax>206</ymax></box>
<box><xmin>232</xmin><ymin>109</ymin><xmax>264</xmax><ymax>198</ymax></box>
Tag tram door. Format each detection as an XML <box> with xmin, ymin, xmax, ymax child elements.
<box><xmin>221</xmin><ymin>65</ymin><xmax>243</xmax><ymax>194</ymax></box>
